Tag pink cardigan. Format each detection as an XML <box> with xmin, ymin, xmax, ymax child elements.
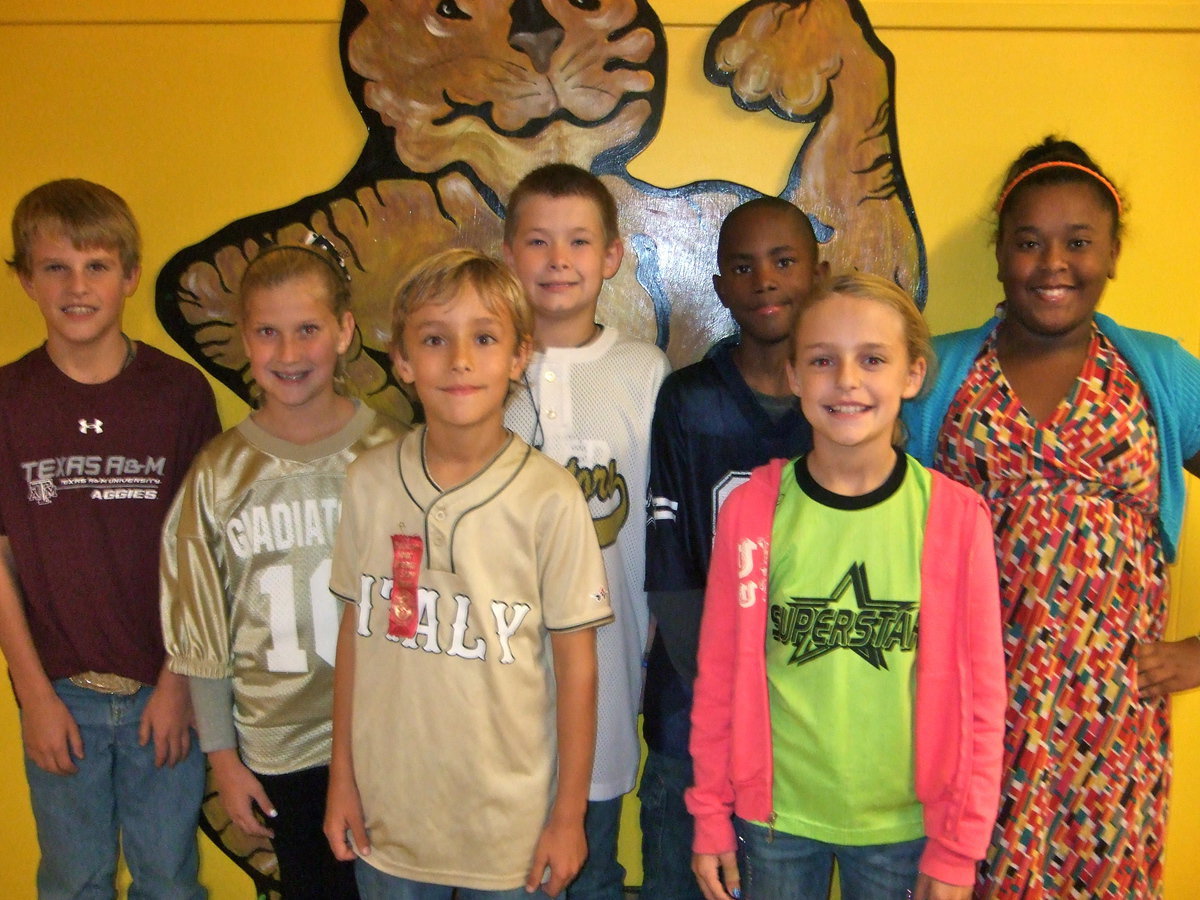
<box><xmin>686</xmin><ymin>458</ymin><xmax>1006</xmax><ymax>886</ymax></box>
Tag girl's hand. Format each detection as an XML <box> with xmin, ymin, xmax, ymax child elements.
<box><xmin>913</xmin><ymin>872</ymin><xmax>972</xmax><ymax>900</ymax></box>
<box><xmin>1137</xmin><ymin>638</ymin><xmax>1200</xmax><ymax>698</ymax></box>
<box><xmin>693</xmin><ymin>851</ymin><xmax>740</xmax><ymax>900</ymax></box>
<box><xmin>324</xmin><ymin>767</ymin><xmax>370</xmax><ymax>861</ymax></box>
<box><xmin>209</xmin><ymin>748</ymin><xmax>276</xmax><ymax>838</ymax></box>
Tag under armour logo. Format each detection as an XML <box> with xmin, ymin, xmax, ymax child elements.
<box><xmin>79</xmin><ymin>419</ymin><xmax>103</xmax><ymax>434</ymax></box>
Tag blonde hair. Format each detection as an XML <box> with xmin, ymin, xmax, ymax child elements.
<box><xmin>9</xmin><ymin>179</ymin><xmax>140</xmax><ymax>277</ymax></box>
<box><xmin>792</xmin><ymin>273</ymin><xmax>933</xmax><ymax>453</ymax></box>
<box><xmin>239</xmin><ymin>243</ymin><xmax>351</xmax><ymax>320</ymax></box>
<box><xmin>389</xmin><ymin>249</ymin><xmax>533</xmax><ymax>354</ymax></box>
<box><xmin>791</xmin><ymin>271</ymin><xmax>932</xmax><ymax>376</ymax></box>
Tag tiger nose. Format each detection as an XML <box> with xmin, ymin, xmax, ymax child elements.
<box><xmin>508</xmin><ymin>0</ymin><xmax>564</xmax><ymax>74</ymax></box>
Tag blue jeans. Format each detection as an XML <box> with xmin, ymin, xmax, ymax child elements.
<box><xmin>355</xmin><ymin>861</ymin><xmax>551</xmax><ymax>898</ymax></box>
<box><xmin>735</xmin><ymin>819</ymin><xmax>925</xmax><ymax>900</ymax></box>
<box><xmin>23</xmin><ymin>679</ymin><xmax>205</xmax><ymax>899</ymax></box>
<box><xmin>639</xmin><ymin>751</ymin><xmax>704</xmax><ymax>900</ymax></box>
<box><xmin>566</xmin><ymin>796</ymin><xmax>625</xmax><ymax>899</ymax></box>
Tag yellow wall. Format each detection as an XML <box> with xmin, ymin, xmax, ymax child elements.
<box><xmin>1</xmin><ymin>1</ymin><xmax>1198</xmax><ymax>896</ymax></box>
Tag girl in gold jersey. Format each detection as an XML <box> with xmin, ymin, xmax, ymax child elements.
<box><xmin>161</xmin><ymin>241</ymin><xmax>405</xmax><ymax>898</ymax></box>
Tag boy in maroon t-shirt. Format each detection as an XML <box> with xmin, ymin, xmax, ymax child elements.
<box><xmin>0</xmin><ymin>179</ymin><xmax>219</xmax><ymax>896</ymax></box>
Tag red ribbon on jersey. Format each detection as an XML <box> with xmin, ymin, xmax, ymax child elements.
<box><xmin>389</xmin><ymin>534</ymin><xmax>423</xmax><ymax>639</ymax></box>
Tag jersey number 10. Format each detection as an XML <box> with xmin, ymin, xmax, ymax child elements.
<box><xmin>261</xmin><ymin>560</ymin><xmax>340</xmax><ymax>672</ymax></box>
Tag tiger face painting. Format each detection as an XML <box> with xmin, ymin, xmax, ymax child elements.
<box><xmin>348</xmin><ymin>0</ymin><xmax>661</xmax><ymax>195</ymax></box>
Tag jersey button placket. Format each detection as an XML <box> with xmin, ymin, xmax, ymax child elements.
<box><xmin>428</xmin><ymin>505</ymin><xmax>449</xmax><ymax>567</ymax></box>
<box><xmin>541</xmin><ymin>364</ymin><xmax>566</xmax><ymax>434</ymax></box>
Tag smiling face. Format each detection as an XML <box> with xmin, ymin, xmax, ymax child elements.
<box><xmin>787</xmin><ymin>292</ymin><xmax>926</xmax><ymax>462</ymax></box>
<box><xmin>996</xmin><ymin>180</ymin><xmax>1120</xmax><ymax>346</ymax></box>
<box><xmin>19</xmin><ymin>231</ymin><xmax>139</xmax><ymax>355</ymax></box>
<box><xmin>714</xmin><ymin>204</ymin><xmax>825</xmax><ymax>349</ymax></box>
<box><xmin>241</xmin><ymin>272</ymin><xmax>355</xmax><ymax>424</ymax></box>
<box><xmin>391</xmin><ymin>284</ymin><xmax>531</xmax><ymax>434</ymax></box>
<box><xmin>503</xmin><ymin>193</ymin><xmax>624</xmax><ymax>340</ymax></box>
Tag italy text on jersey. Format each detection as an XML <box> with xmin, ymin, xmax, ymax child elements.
<box><xmin>352</xmin><ymin>577</ymin><xmax>532</xmax><ymax>665</ymax></box>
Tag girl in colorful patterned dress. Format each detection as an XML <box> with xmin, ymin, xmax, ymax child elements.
<box><xmin>689</xmin><ymin>272</ymin><xmax>1005</xmax><ymax>900</ymax></box>
<box><xmin>905</xmin><ymin>137</ymin><xmax>1200</xmax><ymax>898</ymax></box>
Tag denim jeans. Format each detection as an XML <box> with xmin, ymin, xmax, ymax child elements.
<box><xmin>355</xmin><ymin>861</ymin><xmax>552</xmax><ymax>899</ymax></box>
<box><xmin>735</xmin><ymin>818</ymin><xmax>925</xmax><ymax>900</ymax></box>
<box><xmin>639</xmin><ymin>750</ymin><xmax>705</xmax><ymax>900</ymax></box>
<box><xmin>23</xmin><ymin>679</ymin><xmax>205</xmax><ymax>900</ymax></box>
<box><xmin>565</xmin><ymin>796</ymin><xmax>626</xmax><ymax>899</ymax></box>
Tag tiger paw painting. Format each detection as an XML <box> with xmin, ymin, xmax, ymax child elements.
<box><xmin>157</xmin><ymin>0</ymin><xmax>925</xmax><ymax>427</ymax></box>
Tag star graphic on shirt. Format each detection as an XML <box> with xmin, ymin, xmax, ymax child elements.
<box><xmin>781</xmin><ymin>562</ymin><xmax>916</xmax><ymax>670</ymax></box>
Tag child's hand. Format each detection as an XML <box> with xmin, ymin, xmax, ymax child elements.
<box><xmin>1137</xmin><ymin>637</ymin><xmax>1200</xmax><ymax>698</ymax></box>
<box><xmin>525</xmin><ymin>816</ymin><xmax>587</xmax><ymax>897</ymax></box>
<box><xmin>324</xmin><ymin>769</ymin><xmax>370</xmax><ymax>862</ymax></box>
<box><xmin>210</xmin><ymin>748</ymin><xmax>276</xmax><ymax>838</ymax></box>
<box><xmin>913</xmin><ymin>872</ymin><xmax>972</xmax><ymax>900</ymax></box>
<box><xmin>692</xmin><ymin>851</ymin><xmax>740</xmax><ymax>900</ymax></box>
<box><xmin>22</xmin><ymin>690</ymin><xmax>83</xmax><ymax>775</ymax></box>
<box><xmin>139</xmin><ymin>668</ymin><xmax>193</xmax><ymax>767</ymax></box>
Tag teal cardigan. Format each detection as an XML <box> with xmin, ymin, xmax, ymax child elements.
<box><xmin>903</xmin><ymin>313</ymin><xmax>1200</xmax><ymax>562</ymax></box>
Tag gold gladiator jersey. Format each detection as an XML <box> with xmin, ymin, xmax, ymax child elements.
<box><xmin>161</xmin><ymin>403</ymin><xmax>407</xmax><ymax>774</ymax></box>
<box><xmin>330</xmin><ymin>427</ymin><xmax>612</xmax><ymax>890</ymax></box>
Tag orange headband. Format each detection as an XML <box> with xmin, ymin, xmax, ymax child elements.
<box><xmin>996</xmin><ymin>161</ymin><xmax>1123</xmax><ymax>217</ymax></box>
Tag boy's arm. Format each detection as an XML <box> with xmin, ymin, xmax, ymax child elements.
<box><xmin>525</xmin><ymin>627</ymin><xmax>597</xmax><ymax>898</ymax></box>
<box><xmin>138</xmin><ymin>663</ymin><xmax>194</xmax><ymax>768</ymax></box>
<box><xmin>325</xmin><ymin>602</ymin><xmax>369</xmax><ymax>861</ymax></box>
<box><xmin>645</xmin><ymin>377</ymin><xmax>707</xmax><ymax>679</ymax></box>
<box><xmin>646</xmin><ymin>589</ymin><xmax>705</xmax><ymax>682</ymax></box>
<box><xmin>0</xmin><ymin>537</ymin><xmax>83</xmax><ymax>775</ymax></box>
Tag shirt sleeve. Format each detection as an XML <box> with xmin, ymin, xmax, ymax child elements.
<box><xmin>1169</xmin><ymin>339</ymin><xmax>1200</xmax><ymax>462</ymax></box>
<box><xmin>645</xmin><ymin>376</ymin><xmax>706</xmax><ymax>592</ymax></box>
<box><xmin>160</xmin><ymin>453</ymin><xmax>233</xmax><ymax>680</ymax></box>
<box><xmin>685</xmin><ymin>485</ymin><xmax>747</xmax><ymax>856</ymax></box>
<box><xmin>647</xmin><ymin>588</ymin><xmax>705</xmax><ymax>682</ymax></box>
<box><xmin>329</xmin><ymin>457</ymin><xmax>365</xmax><ymax>605</ymax></box>
<box><xmin>538</xmin><ymin>474</ymin><xmax>612</xmax><ymax>632</ymax></box>
<box><xmin>645</xmin><ymin>376</ymin><xmax>712</xmax><ymax>682</ymax></box>
<box><xmin>188</xmin><ymin>675</ymin><xmax>238</xmax><ymax>753</ymax></box>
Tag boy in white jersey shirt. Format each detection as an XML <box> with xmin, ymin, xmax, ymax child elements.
<box><xmin>325</xmin><ymin>249</ymin><xmax>611</xmax><ymax>898</ymax></box>
<box><xmin>503</xmin><ymin>163</ymin><xmax>670</xmax><ymax>899</ymax></box>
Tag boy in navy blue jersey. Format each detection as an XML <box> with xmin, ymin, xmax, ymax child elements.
<box><xmin>641</xmin><ymin>197</ymin><xmax>826</xmax><ymax>899</ymax></box>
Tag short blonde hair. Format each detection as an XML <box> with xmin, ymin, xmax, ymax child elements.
<box><xmin>9</xmin><ymin>179</ymin><xmax>140</xmax><ymax>277</ymax></box>
<box><xmin>791</xmin><ymin>271</ymin><xmax>932</xmax><ymax>379</ymax></box>
<box><xmin>390</xmin><ymin>249</ymin><xmax>533</xmax><ymax>354</ymax></box>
